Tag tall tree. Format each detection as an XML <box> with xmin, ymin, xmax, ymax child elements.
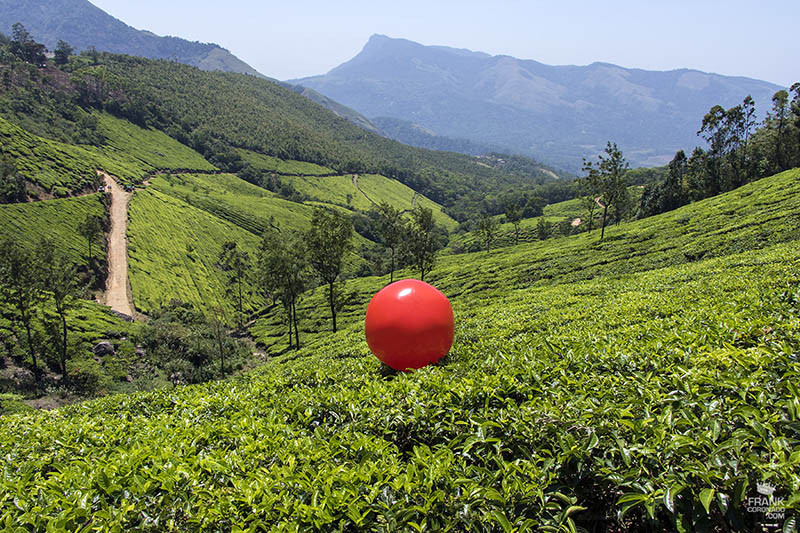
<box><xmin>373</xmin><ymin>203</ymin><xmax>404</xmax><ymax>284</ymax></box>
<box><xmin>218</xmin><ymin>241</ymin><xmax>251</xmax><ymax>329</ymax></box>
<box><xmin>305</xmin><ymin>208</ymin><xmax>353</xmax><ymax>333</ymax></box>
<box><xmin>791</xmin><ymin>83</ymin><xmax>800</xmax><ymax>168</ymax></box>
<box><xmin>9</xmin><ymin>23</ymin><xmax>46</xmax><ymax>65</ymax></box>
<box><xmin>258</xmin><ymin>228</ymin><xmax>309</xmax><ymax>348</ymax></box>
<box><xmin>766</xmin><ymin>90</ymin><xmax>789</xmax><ymax>172</ymax></box>
<box><xmin>53</xmin><ymin>40</ymin><xmax>74</xmax><ymax>67</ymax></box>
<box><xmin>698</xmin><ymin>105</ymin><xmax>730</xmax><ymax>196</ymax></box>
<box><xmin>503</xmin><ymin>199</ymin><xmax>522</xmax><ymax>245</ymax></box>
<box><xmin>405</xmin><ymin>206</ymin><xmax>439</xmax><ymax>281</ymax></box>
<box><xmin>37</xmin><ymin>240</ymin><xmax>81</xmax><ymax>377</ymax></box>
<box><xmin>578</xmin><ymin>168</ymin><xmax>602</xmax><ymax>232</ymax></box>
<box><xmin>582</xmin><ymin>142</ymin><xmax>629</xmax><ymax>241</ymax></box>
<box><xmin>477</xmin><ymin>212</ymin><xmax>498</xmax><ymax>252</ymax></box>
<box><xmin>78</xmin><ymin>213</ymin><xmax>104</xmax><ymax>267</ymax></box>
<box><xmin>0</xmin><ymin>236</ymin><xmax>44</xmax><ymax>379</ymax></box>
<box><xmin>0</xmin><ymin>154</ymin><xmax>26</xmax><ymax>203</ymax></box>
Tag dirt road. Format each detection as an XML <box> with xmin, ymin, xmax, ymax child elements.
<box><xmin>100</xmin><ymin>172</ymin><xmax>135</xmax><ymax>317</ymax></box>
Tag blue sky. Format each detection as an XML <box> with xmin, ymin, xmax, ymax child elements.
<box><xmin>89</xmin><ymin>0</ymin><xmax>798</xmax><ymax>87</ymax></box>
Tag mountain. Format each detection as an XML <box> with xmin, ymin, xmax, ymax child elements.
<box><xmin>293</xmin><ymin>34</ymin><xmax>785</xmax><ymax>171</ymax></box>
<box><xmin>0</xmin><ymin>0</ymin><xmax>264</xmax><ymax>77</ymax></box>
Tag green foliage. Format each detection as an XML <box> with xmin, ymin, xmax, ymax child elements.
<box><xmin>477</xmin><ymin>211</ymin><xmax>499</xmax><ymax>252</ymax></box>
<box><xmin>53</xmin><ymin>40</ymin><xmax>73</xmax><ymax>67</ymax></box>
<box><xmin>0</xmin><ymin>194</ymin><xmax>107</xmax><ymax>270</ymax></box>
<box><xmin>0</xmin><ymin>116</ymin><xmax>102</xmax><ymax>194</ymax></box>
<box><xmin>373</xmin><ymin>203</ymin><xmax>405</xmax><ymax>283</ymax></box>
<box><xmin>405</xmin><ymin>206</ymin><xmax>443</xmax><ymax>282</ymax></box>
<box><xmin>127</xmin><ymin>188</ymin><xmax>260</xmax><ymax>316</ymax></box>
<box><xmin>305</xmin><ymin>207</ymin><xmax>354</xmax><ymax>332</ymax></box>
<box><xmin>1</xmin><ymin>238</ymin><xmax>798</xmax><ymax>529</ymax></box>
<box><xmin>94</xmin><ymin>113</ymin><xmax>215</xmax><ymax>173</ymax></box>
<box><xmin>0</xmin><ymin>393</ymin><xmax>33</xmax><ymax>416</ymax></box>
<box><xmin>257</xmin><ymin>228</ymin><xmax>310</xmax><ymax>349</ymax></box>
<box><xmin>581</xmin><ymin>141</ymin><xmax>630</xmax><ymax>240</ymax></box>
<box><xmin>49</xmin><ymin>52</ymin><xmax>568</xmax><ymax>216</ymax></box>
<box><xmin>236</xmin><ymin>148</ymin><xmax>334</xmax><ymax>176</ymax></box>
<box><xmin>148</xmin><ymin>173</ymin><xmax>309</xmax><ymax>236</ymax></box>
<box><xmin>137</xmin><ymin>301</ymin><xmax>250</xmax><ymax>386</ymax></box>
<box><xmin>218</xmin><ymin>241</ymin><xmax>251</xmax><ymax>329</ymax></box>
<box><xmin>0</xmin><ymin>153</ymin><xmax>25</xmax><ymax>203</ymax></box>
<box><xmin>254</xmin><ymin>168</ymin><xmax>800</xmax><ymax>350</ymax></box>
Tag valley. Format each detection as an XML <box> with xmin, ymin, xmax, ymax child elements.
<box><xmin>0</xmin><ymin>23</ymin><xmax>799</xmax><ymax>532</ymax></box>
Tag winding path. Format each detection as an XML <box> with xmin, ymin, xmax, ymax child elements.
<box><xmin>100</xmin><ymin>172</ymin><xmax>135</xmax><ymax>317</ymax></box>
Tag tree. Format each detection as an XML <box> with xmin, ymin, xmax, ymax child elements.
<box><xmin>0</xmin><ymin>155</ymin><xmax>26</xmax><ymax>203</ymax></box>
<box><xmin>0</xmin><ymin>235</ymin><xmax>44</xmax><ymax>379</ymax></box>
<box><xmin>78</xmin><ymin>213</ymin><xmax>104</xmax><ymax>266</ymax></box>
<box><xmin>373</xmin><ymin>203</ymin><xmax>404</xmax><ymax>283</ymax></box>
<box><xmin>218</xmin><ymin>241</ymin><xmax>251</xmax><ymax>329</ymax></box>
<box><xmin>406</xmin><ymin>206</ymin><xmax>439</xmax><ymax>282</ymax></box>
<box><xmin>698</xmin><ymin>104</ymin><xmax>735</xmax><ymax>195</ymax></box>
<box><xmin>578</xmin><ymin>169</ymin><xmax>602</xmax><ymax>232</ymax></box>
<box><xmin>582</xmin><ymin>142</ymin><xmax>629</xmax><ymax>241</ymax></box>
<box><xmin>503</xmin><ymin>199</ymin><xmax>522</xmax><ymax>244</ymax></box>
<box><xmin>767</xmin><ymin>90</ymin><xmax>790</xmax><ymax>172</ymax></box>
<box><xmin>536</xmin><ymin>218</ymin><xmax>552</xmax><ymax>240</ymax></box>
<box><xmin>258</xmin><ymin>228</ymin><xmax>309</xmax><ymax>348</ymax></box>
<box><xmin>37</xmin><ymin>240</ymin><xmax>80</xmax><ymax>377</ymax></box>
<box><xmin>477</xmin><ymin>212</ymin><xmax>498</xmax><ymax>252</ymax></box>
<box><xmin>208</xmin><ymin>306</ymin><xmax>229</xmax><ymax>375</ymax></box>
<box><xmin>305</xmin><ymin>208</ymin><xmax>353</xmax><ymax>333</ymax></box>
<box><xmin>791</xmin><ymin>83</ymin><xmax>800</xmax><ymax>168</ymax></box>
<box><xmin>53</xmin><ymin>40</ymin><xmax>74</xmax><ymax>66</ymax></box>
<box><xmin>9</xmin><ymin>23</ymin><xmax>46</xmax><ymax>65</ymax></box>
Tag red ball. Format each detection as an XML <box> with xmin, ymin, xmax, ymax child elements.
<box><xmin>365</xmin><ymin>279</ymin><xmax>454</xmax><ymax>371</ymax></box>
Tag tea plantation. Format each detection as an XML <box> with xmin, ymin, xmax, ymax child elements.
<box><xmin>2</xmin><ymin>170</ymin><xmax>798</xmax><ymax>531</ymax></box>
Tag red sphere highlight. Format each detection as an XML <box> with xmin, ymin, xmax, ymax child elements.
<box><xmin>365</xmin><ymin>279</ymin><xmax>454</xmax><ymax>371</ymax></box>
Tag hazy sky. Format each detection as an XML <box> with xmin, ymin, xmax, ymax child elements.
<box><xmin>89</xmin><ymin>0</ymin><xmax>798</xmax><ymax>87</ymax></box>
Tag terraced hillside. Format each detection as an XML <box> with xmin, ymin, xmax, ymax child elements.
<box><xmin>252</xmin><ymin>169</ymin><xmax>800</xmax><ymax>350</ymax></box>
<box><xmin>0</xmin><ymin>113</ymin><xmax>216</xmax><ymax>197</ymax></box>
<box><xmin>1</xmin><ymin>169</ymin><xmax>798</xmax><ymax>530</ymax></box>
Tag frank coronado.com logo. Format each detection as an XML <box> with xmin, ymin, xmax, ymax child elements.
<box><xmin>746</xmin><ymin>482</ymin><xmax>787</xmax><ymax>521</ymax></box>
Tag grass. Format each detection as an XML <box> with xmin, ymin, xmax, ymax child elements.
<box><xmin>446</xmin><ymin>186</ymin><xmax>645</xmax><ymax>253</ymax></box>
<box><xmin>148</xmin><ymin>173</ymin><xmax>312</xmax><ymax>236</ymax></box>
<box><xmin>127</xmin><ymin>187</ymin><xmax>261</xmax><ymax>316</ymax></box>
<box><xmin>236</xmin><ymin>148</ymin><xmax>335</xmax><ymax>176</ymax></box>
<box><xmin>0</xmin><ymin>113</ymin><xmax>214</xmax><ymax>195</ymax></box>
<box><xmin>0</xmin><ymin>193</ymin><xmax>108</xmax><ymax>266</ymax></box>
<box><xmin>252</xmin><ymin>168</ymin><xmax>800</xmax><ymax>351</ymax></box>
<box><xmin>96</xmin><ymin>113</ymin><xmax>216</xmax><ymax>174</ymax></box>
<box><xmin>0</xmin><ymin>116</ymin><xmax>101</xmax><ymax>194</ymax></box>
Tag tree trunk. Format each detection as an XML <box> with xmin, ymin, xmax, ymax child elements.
<box><xmin>390</xmin><ymin>247</ymin><xmax>395</xmax><ymax>284</ymax></box>
<box><xmin>60</xmin><ymin>312</ymin><xmax>68</xmax><ymax>376</ymax></box>
<box><xmin>328</xmin><ymin>282</ymin><xmax>337</xmax><ymax>332</ymax></box>
<box><xmin>600</xmin><ymin>205</ymin><xmax>609</xmax><ymax>241</ymax></box>
<box><xmin>21</xmin><ymin>308</ymin><xmax>38</xmax><ymax>381</ymax></box>
<box><xmin>237</xmin><ymin>279</ymin><xmax>243</xmax><ymax>329</ymax></box>
<box><xmin>292</xmin><ymin>298</ymin><xmax>300</xmax><ymax>348</ymax></box>
<box><xmin>286</xmin><ymin>304</ymin><xmax>293</xmax><ymax>349</ymax></box>
<box><xmin>216</xmin><ymin>322</ymin><xmax>225</xmax><ymax>374</ymax></box>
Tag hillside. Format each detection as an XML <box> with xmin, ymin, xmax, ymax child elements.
<box><xmin>293</xmin><ymin>34</ymin><xmax>784</xmax><ymax>171</ymax></box>
<box><xmin>2</xmin><ymin>169</ymin><xmax>799</xmax><ymax>530</ymax></box>
<box><xmin>0</xmin><ymin>0</ymin><xmax>264</xmax><ymax>76</ymax></box>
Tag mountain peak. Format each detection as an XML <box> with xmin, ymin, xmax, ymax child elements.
<box><xmin>296</xmin><ymin>36</ymin><xmax>782</xmax><ymax>171</ymax></box>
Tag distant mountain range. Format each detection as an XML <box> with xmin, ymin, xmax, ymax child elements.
<box><xmin>293</xmin><ymin>35</ymin><xmax>785</xmax><ymax>171</ymax></box>
<box><xmin>0</xmin><ymin>0</ymin><xmax>264</xmax><ymax>76</ymax></box>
